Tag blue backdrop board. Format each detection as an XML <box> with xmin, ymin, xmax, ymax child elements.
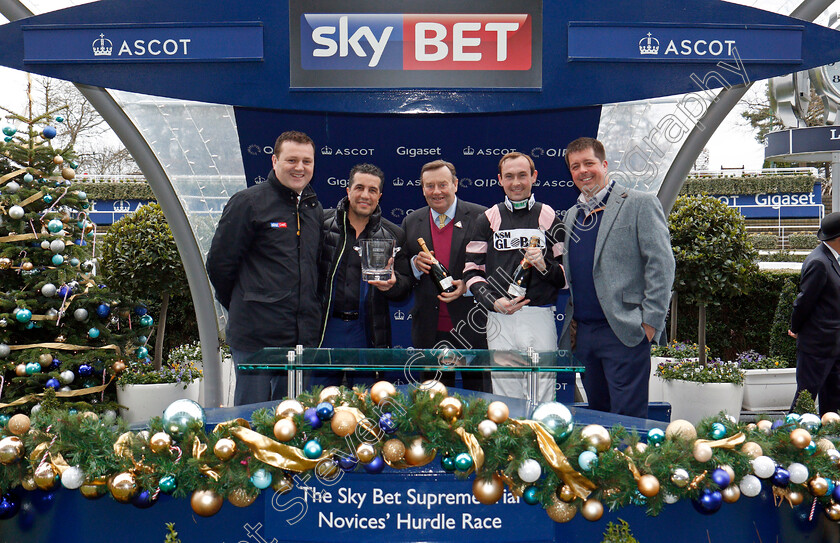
<box><xmin>710</xmin><ymin>182</ymin><xmax>823</xmax><ymax>219</ymax></box>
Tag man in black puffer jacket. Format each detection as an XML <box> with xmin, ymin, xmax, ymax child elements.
<box><xmin>315</xmin><ymin>163</ymin><xmax>411</xmax><ymax>386</ymax></box>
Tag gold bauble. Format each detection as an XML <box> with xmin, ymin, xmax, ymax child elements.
<box><xmin>818</xmin><ymin>438</ymin><xmax>836</xmax><ymax>453</ymax></box>
<box><xmin>272</xmin><ymin>477</ymin><xmax>293</xmax><ymax>494</ymax></box>
<box><xmin>275</xmin><ymin>399</ymin><xmax>304</xmax><ymax>419</ymax></box>
<box><xmin>419</xmin><ymin>379</ymin><xmax>448</xmax><ymax>399</ymax></box>
<box><xmin>810</xmin><ymin>477</ymin><xmax>829</xmax><ymax>496</ymax></box>
<box><xmin>382</xmin><ymin>439</ymin><xmax>407</xmax><ymax>463</ymax></box>
<box><xmin>472</xmin><ymin>473</ymin><xmax>504</xmax><ymax>505</ymax></box>
<box><xmin>318</xmin><ymin>386</ymin><xmax>341</xmax><ymax>405</ymax></box>
<box><xmin>20</xmin><ymin>262</ymin><xmax>33</xmax><ymax>271</ymax></box>
<box><xmin>38</xmin><ymin>353</ymin><xmax>53</xmax><ymax>368</ymax></box>
<box><xmin>693</xmin><ymin>442</ymin><xmax>713</xmax><ymax>463</ymax></box>
<box><xmin>439</xmin><ymin>397</ymin><xmax>463</xmax><ymax>419</ymax></box>
<box><xmin>80</xmin><ymin>481</ymin><xmax>107</xmax><ymax>499</ymax></box>
<box><xmin>315</xmin><ymin>458</ymin><xmax>341</xmax><ymax>481</ymax></box>
<box><xmin>634</xmin><ymin>442</ymin><xmax>648</xmax><ymax>454</ymax></box>
<box><xmin>790</xmin><ymin>428</ymin><xmax>812</xmax><ymax>449</ymax></box>
<box><xmin>330</xmin><ymin>410</ymin><xmax>357</xmax><ymax>437</ymax></box>
<box><xmin>788</xmin><ymin>490</ymin><xmax>804</xmax><ymax>506</ymax></box>
<box><xmin>0</xmin><ymin>436</ymin><xmax>23</xmax><ymax>465</ymax></box>
<box><xmin>581</xmin><ymin>498</ymin><xmax>604</xmax><ymax>521</ymax></box>
<box><xmin>746</xmin><ymin>423</ymin><xmax>757</xmax><ymax>431</ymax></box>
<box><xmin>487</xmin><ymin>401</ymin><xmax>509</xmax><ymax>424</ymax></box>
<box><xmin>356</xmin><ymin>443</ymin><xmax>377</xmax><ymax>464</ymax></box>
<box><xmin>7</xmin><ymin>414</ymin><xmax>30</xmax><ymax>436</ymax></box>
<box><xmin>720</xmin><ymin>464</ymin><xmax>736</xmax><ymax>483</ymax></box>
<box><xmin>665</xmin><ymin>419</ymin><xmax>697</xmax><ymax>442</ymax></box>
<box><xmin>21</xmin><ymin>474</ymin><xmax>37</xmax><ymax>491</ymax></box>
<box><xmin>273</xmin><ymin>418</ymin><xmax>297</xmax><ymax>442</ymax></box>
<box><xmin>61</xmin><ymin>167</ymin><xmax>76</xmax><ymax>181</ymax></box>
<box><xmin>477</xmin><ymin>419</ymin><xmax>498</xmax><ymax>438</ymax></box>
<box><xmin>822</xmin><ymin>412</ymin><xmax>840</xmax><ymax>425</ymax></box>
<box><xmin>558</xmin><ymin>485</ymin><xmax>575</xmax><ymax>502</ymax></box>
<box><xmin>756</xmin><ymin>419</ymin><xmax>772</xmax><ymax>433</ymax></box>
<box><xmin>112</xmin><ymin>360</ymin><xmax>126</xmax><ymax>374</ymax></box>
<box><xmin>826</xmin><ymin>503</ymin><xmax>840</xmax><ymax>521</ymax></box>
<box><xmin>638</xmin><ymin>474</ymin><xmax>660</xmax><ymax>497</ymax></box>
<box><xmin>191</xmin><ymin>489</ymin><xmax>224</xmax><ymax>517</ymax></box>
<box><xmin>404</xmin><ymin>437</ymin><xmax>434</xmax><ymax>466</ymax></box>
<box><xmin>721</xmin><ymin>485</ymin><xmax>741</xmax><ymax>503</ymax></box>
<box><xmin>149</xmin><ymin>432</ymin><xmax>172</xmax><ymax>454</ymax></box>
<box><xmin>546</xmin><ymin>497</ymin><xmax>577</xmax><ymax>523</ymax></box>
<box><xmin>741</xmin><ymin>441</ymin><xmax>763</xmax><ymax>459</ymax></box>
<box><xmin>370</xmin><ymin>381</ymin><xmax>397</xmax><ymax>406</ymax></box>
<box><xmin>0</xmin><ymin>258</ymin><xmax>10</xmax><ymax>270</ymax></box>
<box><xmin>108</xmin><ymin>472</ymin><xmax>138</xmax><ymax>503</ymax></box>
<box><xmin>214</xmin><ymin>438</ymin><xmax>237</xmax><ymax>461</ymax></box>
<box><xmin>81</xmin><ymin>411</ymin><xmax>99</xmax><ymax>423</ymax></box>
<box><xmin>228</xmin><ymin>487</ymin><xmax>257</xmax><ymax>508</ymax></box>
<box><xmin>53</xmin><ymin>155</ymin><xmax>64</xmax><ymax>165</ymax></box>
<box><xmin>33</xmin><ymin>463</ymin><xmax>58</xmax><ymax>490</ymax></box>
<box><xmin>15</xmin><ymin>364</ymin><xmax>26</xmax><ymax>377</ymax></box>
<box><xmin>581</xmin><ymin>424</ymin><xmax>611</xmax><ymax>453</ymax></box>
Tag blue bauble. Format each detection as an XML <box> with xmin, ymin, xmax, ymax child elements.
<box><xmin>441</xmin><ymin>455</ymin><xmax>456</xmax><ymax>472</ymax></box>
<box><xmin>710</xmin><ymin>423</ymin><xmax>726</xmax><ymax>440</ymax></box>
<box><xmin>70</xmin><ymin>258</ymin><xmax>79</xmax><ymax>267</ymax></box>
<box><xmin>772</xmin><ymin>467</ymin><xmax>790</xmax><ymax>487</ymax></box>
<box><xmin>136</xmin><ymin>346</ymin><xmax>149</xmax><ymax>359</ymax></box>
<box><xmin>25</xmin><ymin>362</ymin><xmax>41</xmax><ymax>375</ymax></box>
<box><xmin>42</xmin><ymin>126</ymin><xmax>57</xmax><ymax>139</ymax></box>
<box><xmin>303</xmin><ymin>440</ymin><xmax>322</xmax><ymax>459</ymax></box>
<box><xmin>87</xmin><ymin>327</ymin><xmax>100</xmax><ymax>339</ymax></box>
<box><xmin>45</xmin><ymin>378</ymin><xmax>60</xmax><ymax>390</ymax></box>
<box><xmin>51</xmin><ymin>254</ymin><xmax>64</xmax><ymax>266</ymax></box>
<box><xmin>647</xmin><ymin>428</ymin><xmax>665</xmax><ymax>445</ymax></box>
<box><xmin>693</xmin><ymin>489</ymin><xmax>723</xmax><ymax>515</ymax></box>
<box><xmin>530</xmin><ymin>402</ymin><xmax>574</xmax><ymax>442</ymax></box>
<box><xmin>0</xmin><ymin>415</ymin><xmax>9</xmax><ymax>427</ymax></box>
<box><xmin>137</xmin><ymin>336</ymin><xmax>148</xmax><ymax>345</ymax></box>
<box><xmin>47</xmin><ymin>219</ymin><xmax>63</xmax><ymax>233</ymax></box>
<box><xmin>55</xmin><ymin>116</ymin><xmax>64</xmax><ymax>123</ymax></box>
<box><xmin>96</xmin><ymin>304</ymin><xmax>110</xmax><ymax>318</ymax></box>
<box><xmin>2</xmin><ymin>136</ymin><xmax>11</xmax><ymax>143</ymax></box>
<box><xmin>711</xmin><ymin>468</ymin><xmax>731</xmax><ymax>488</ymax></box>
<box><xmin>139</xmin><ymin>315</ymin><xmax>154</xmax><ymax>327</ymax></box>
<box><xmin>76</xmin><ymin>191</ymin><xmax>87</xmax><ymax>200</ymax></box>
<box><xmin>832</xmin><ymin>484</ymin><xmax>840</xmax><ymax>503</ymax></box>
<box><xmin>786</xmin><ymin>413</ymin><xmax>801</xmax><ymax>425</ymax></box>
<box><xmin>135</xmin><ymin>306</ymin><xmax>148</xmax><ymax>316</ymax></box>
<box><xmin>805</xmin><ymin>441</ymin><xmax>817</xmax><ymax>455</ymax></box>
<box><xmin>250</xmin><ymin>468</ymin><xmax>273</xmax><ymax>489</ymax></box>
<box><xmin>1</xmin><ymin>126</ymin><xmax>15</xmax><ymax>136</ymax></box>
<box><xmin>15</xmin><ymin>309</ymin><xmax>32</xmax><ymax>323</ymax></box>
<box><xmin>362</xmin><ymin>456</ymin><xmax>385</xmax><ymax>474</ymax></box>
<box><xmin>161</xmin><ymin>399</ymin><xmax>206</xmax><ymax>440</ymax></box>
<box><xmin>42</xmin><ymin>194</ymin><xmax>53</xmax><ymax>204</ymax></box>
<box><xmin>523</xmin><ymin>486</ymin><xmax>540</xmax><ymax>505</ymax></box>
<box><xmin>131</xmin><ymin>490</ymin><xmax>157</xmax><ymax>509</ymax></box>
<box><xmin>50</xmin><ymin>358</ymin><xmax>60</xmax><ymax>369</ymax></box>
<box><xmin>379</xmin><ymin>412</ymin><xmax>398</xmax><ymax>434</ymax></box>
<box><xmin>455</xmin><ymin>452</ymin><xmax>473</xmax><ymax>471</ymax></box>
<box><xmin>70</xmin><ymin>161</ymin><xmax>79</xmax><ymax>170</ymax></box>
<box><xmin>58</xmin><ymin>285</ymin><xmax>71</xmax><ymax>298</ymax></box>
<box><xmin>0</xmin><ymin>492</ymin><xmax>20</xmax><ymax>519</ymax></box>
<box><xmin>78</xmin><ymin>363</ymin><xmax>92</xmax><ymax>376</ymax></box>
<box><xmin>338</xmin><ymin>455</ymin><xmax>358</xmax><ymax>471</ymax></box>
<box><xmin>304</xmin><ymin>407</ymin><xmax>322</xmax><ymax>429</ymax></box>
<box><xmin>316</xmin><ymin>402</ymin><xmax>334</xmax><ymax>421</ymax></box>
<box><xmin>578</xmin><ymin>450</ymin><xmax>598</xmax><ymax>471</ymax></box>
<box><xmin>159</xmin><ymin>475</ymin><xmax>177</xmax><ymax>494</ymax></box>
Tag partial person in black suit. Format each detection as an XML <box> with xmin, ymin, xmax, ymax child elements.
<box><xmin>402</xmin><ymin>160</ymin><xmax>489</xmax><ymax>391</ymax></box>
<box><xmin>789</xmin><ymin>212</ymin><xmax>840</xmax><ymax>415</ymax></box>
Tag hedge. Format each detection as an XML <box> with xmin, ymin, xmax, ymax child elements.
<box><xmin>788</xmin><ymin>232</ymin><xmax>819</xmax><ymax>250</ymax></box>
<box><xmin>749</xmin><ymin>233</ymin><xmax>778</xmax><ymax>250</ymax></box>
<box><xmin>680</xmin><ymin>175</ymin><xmax>817</xmax><ymax>195</ymax></box>
<box><xmin>70</xmin><ymin>181</ymin><xmax>156</xmax><ymax>201</ymax></box>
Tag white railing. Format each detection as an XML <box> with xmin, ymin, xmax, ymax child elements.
<box><xmin>689</xmin><ymin>167</ymin><xmax>820</xmax><ymax>177</ymax></box>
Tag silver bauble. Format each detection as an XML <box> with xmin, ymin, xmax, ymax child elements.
<box><xmin>45</xmin><ymin>308</ymin><xmax>58</xmax><ymax>319</ymax></box>
<box><xmin>5</xmin><ymin>181</ymin><xmax>20</xmax><ymax>194</ymax></box>
<box><xmin>49</xmin><ymin>240</ymin><xmax>65</xmax><ymax>253</ymax></box>
<box><xmin>0</xmin><ymin>344</ymin><xmax>9</xmax><ymax>358</ymax></box>
<box><xmin>59</xmin><ymin>371</ymin><xmax>75</xmax><ymax>384</ymax></box>
<box><xmin>73</xmin><ymin>308</ymin><xmax>88</xmax><ymax>321</ymax></box>
<box><xmin>40</xmin><ymin>240</ymin><xmax>51</xmax><ymax>250</ymax></box>
<box><xmin>41</xmin><ymin>283</ymin><xmax>57</xmax><ymax>297</ymax></box>
<box><xmin>58</xmin><ymin>386</ymin><xmax>71</xmax><ymax>392</ymax></box>
<box><xmin>9</xmin><ymin>205</ymin><xmax>24</xmax><ymax>220</ymax></box>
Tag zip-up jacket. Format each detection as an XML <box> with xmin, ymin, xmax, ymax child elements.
<box><xmin>463</xmin><ymin>196</ymin><xmax>567</xmax><ymax>311</ymax></box>
<box><xmin>206</xmin><ymin>170</ymin><xmax>323</xmax><ymax>351</ymax></box>
<box><xmin>318</xmin><ymin>197</ymin><xmax>411</xmax><ymax>348</ymax></box>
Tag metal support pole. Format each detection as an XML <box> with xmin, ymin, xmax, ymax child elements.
<box><xmin>832</xmin><ymin>152</ymin><xmax>840</xmax><ymax>214</ymax></box>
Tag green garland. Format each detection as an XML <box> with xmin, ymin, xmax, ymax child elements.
<box><xmin>681</xmin><ymin>175</ymin><xmax>818</xmax><ymax>196</ymax></box>
<box><xmin>1</xmin><ymin>383</ymin><xmax>840</xmax><ymax>523</ymax></box>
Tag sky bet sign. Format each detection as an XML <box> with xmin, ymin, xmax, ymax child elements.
<box><xmin>289</xmin><ymin>0</ymin><xmax>541</xmax><ymax>88</ymax></box>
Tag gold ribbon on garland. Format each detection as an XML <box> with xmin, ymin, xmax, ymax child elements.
<box><xmin>229</xmin><ymin>426</ymin><xmax>323</xmax><ymax>472</ymax></box>
<box><xmin>8</xmin><ymin>342</ymin><xmax>122</xmax><ymax>357</ymax></box>
<box><xmin>0</xmin><ymin>169</ymin><xmax>27</xmax><ymax>185</ymax></box>
<box><xmin>19</xmin><ymin>191</ymin><xmax>45</xmax><ymax>208</ymax></box>
<box><xmin>695</xmin><ymin>432</ymin><xmax>746</xmax><ymax>449</ymax></box>
<box><xmin>0</xmin><ymin>233</ymin><xmax>40</xmax><ymax>243</ymax></box>
<box><xmin>455</xmin><ymin>427</ymin><xmax>484</xmax><ymax>472</ymax></box>
<box><xmin>30</xmin><ymin>442</ymin><xmax>70</xmax><ymax>475</ymax></box>
<box><xmin>0</xmin><ymin>377</ymin><xmax>114</xmax><ymax>408</ymax></box>
<box><xmin>616</xmin><ymin>449</ymin><xmax>642</xmax><ymax>482</ymax></box>
<box><xmin>193</xmin><ymin>436</ymin><xmax>221</xmax><ymax>481</ymax></box>
<box><xmin>513</xmin><ymin>420</ymin><xmax>596</xmax><ymax>500</ymax></box>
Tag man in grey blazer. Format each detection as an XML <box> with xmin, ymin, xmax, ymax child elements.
<box><xmin>559</xmin><ymin>137</ymin><xmax>675</xmax><ymax>418</ymax></box>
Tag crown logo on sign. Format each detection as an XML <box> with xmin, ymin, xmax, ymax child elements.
<box><xmin>463</xmin><ymin>146</ymin><xmax>475</xmax><ymax>156</ymax></box>
<box><xmin>639</xmin><ymin>33</ymin><xmax>659</xmax><ymax>55</ymax></box>
<box><xmin>320</xmin><ymin>146</ymin><xmax>333</xmax><ymax>156</ymax></box>
<box><xmin>254</xmin><ymin>175</ymin><xmax>266</xmax><ymax>184</ymax></box>
<box><xmin>113</xmin><ymin>199</ymin><xmax>130</xmax><ymax>213</ymax></box>
<box><xmin>394</xmin><ymin>310</ymin><xmax>405</xmax><ymax>321</ymax></box>
<box><xmin>92</xmin><ymin>33</ymin><xmax>113</xmax><ymax>56</ymax></box>
<box><xmin>392</xmin><ymin>177</ymin><xmax>404</xmax><ymax>187</ymax></box>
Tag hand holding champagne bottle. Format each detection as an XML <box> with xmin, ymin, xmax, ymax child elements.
<box><xmin>507</xmin><ymin>236</ymin><xmax>541</xmax><ymax>298</ymax></box>
<box><xmin>417</xmin><ymin>238</ymin><xmax>458</xmax><ymax>294</ymax></box>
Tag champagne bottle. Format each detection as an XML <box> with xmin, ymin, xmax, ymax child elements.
<box><xmin>507</xmin><ymin>237</ymin><xmax>540</xmax><ymax>297</ymax></box>
<box><xmin>417</xmin><ymin>238</ymin><xmax>457</xmax><ymax>294</ymax></box>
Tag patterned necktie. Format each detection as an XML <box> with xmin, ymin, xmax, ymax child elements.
<box><xmin>438</xmin><ymin>214</ymin><xmax>447</xmax><ymax>228</ymax></box>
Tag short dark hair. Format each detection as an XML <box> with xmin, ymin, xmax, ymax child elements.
<box><xmin>565</xmin><ymin>137</ymin><xmax>606</xmax><ymax>168</ymax></box>
<box><xmin>348</xmin><ymin>163</ymin><xmax>385</xmax><ymax>191</ymax></box>
<box><xmin>273</xmin><ymin>131</ymin><xmax>315</xmax><ymax>155</ymax></box>
<box><xmin>498</xmin><ymin>152</ymin><xmax>535</xmax><ymax>175</ymax></box>
<box><xmin>421</xmin><ymin>160</ymin><xmax>457</xmax><ymax>181</ymax></box>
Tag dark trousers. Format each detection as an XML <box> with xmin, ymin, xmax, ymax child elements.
<box><xmin>420</xmin><ymin>331</ymin><xmax>491</xmax><ymax>393</ymax></box>
<box><xmin>791</xmin><ymin>350</ymin><xmax>840</xmax><ymax>416</ymax></box>
<box><xmin>232</xmin><ymin>348</ymin><xmax>287</xmax><ymax>405</ymax></box>
<box><xmin>576</xmin><ymin>321</ymin><xmax>650</xmax><ymax>419</ymax></box>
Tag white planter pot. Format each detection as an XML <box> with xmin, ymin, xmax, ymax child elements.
<box><xmin>650</xmin><ymin>357</ymin><xmax>698</xmax><ymax>403</ymax></box>
<box><xmin>663</xmin><ymin>379</ymin><xmax>744</xmax><ymax>424</ymax></box>
<box><xmin>742</xmin><ymin>368</ymin><xmax>797</xmax><ymax>411</ymax></box>
<box><xmin>117</xmin><ymin>380</ymin><xmax>201</xmax><ymax>424</ymax></box>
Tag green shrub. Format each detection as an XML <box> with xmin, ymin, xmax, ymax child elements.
<box><xmin>749</xmin><ymin>233</ymin><xmax>778</xmax><ymax>250</ymax></box>
<box><xmin>788</xmin><ymin>232</ymin><xmax>819</xmax><ymax>250</ymax></box>
<box><xmin>70</xmin><ymin>181</ymin><xmax>156</xmax><ymax>201</ymax></box>
<box><xmin>601</xmin><ymin>519</ymin><xmax>639</xmax><ymax>543</ymax></box>
<box><xmin>680</xmin><ymin>175</ymin><xmax>817</xmax><ymax>195</ymax></box>
<box><xmin>769</xmin><ymin>278</ymin><xmax>798</xmax><ymax>366</ymax></box>
<box><xmin>760</xmin><ymin>251</ymin><xmax>808</xmax><ymax>263</ymax></box>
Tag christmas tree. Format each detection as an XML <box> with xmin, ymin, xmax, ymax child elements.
<box><xmin>0</xmin><ymin>87</ymin><xmax>152</xmax><ymax>416</ymax></box>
